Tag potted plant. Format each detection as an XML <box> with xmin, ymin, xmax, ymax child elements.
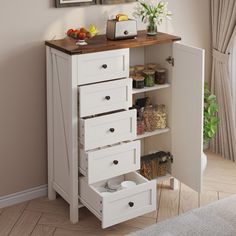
<box><xmin>133</xmin><ymin>0</ymin><xmax>172</xmax><ymax>36</ymax></box>
<box><xmin>202</xmin><ymin>83</ymin><xmax>219</xmax><ymax>171</ymax></box>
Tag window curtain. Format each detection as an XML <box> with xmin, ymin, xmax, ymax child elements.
<box><xmin>210</xmin><ymin>0</ymin><xmax>236</xmax><ymax>161</ymax></box>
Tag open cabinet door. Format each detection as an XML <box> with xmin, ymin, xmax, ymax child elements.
<box><xmin>171</xmin><ymin>43</ymin><xmax>204</xmax><ymax>192</ymax></box>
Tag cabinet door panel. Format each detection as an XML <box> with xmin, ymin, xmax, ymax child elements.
<box><xmin>172</xmin><ymin>43</ymin><xmax>204</xmax><ymax>192</ymax></box>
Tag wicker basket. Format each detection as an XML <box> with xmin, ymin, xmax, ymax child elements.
<box><xmin>140</xmin><ymin>151</ymin><xmax>172</xmax><ymax>180</ymax></box>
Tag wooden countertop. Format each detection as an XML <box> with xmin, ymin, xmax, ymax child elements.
<box><xmin>45</xmin><ymin>30</ymin><xmax>181</xmax><ymax>55</ymax></box>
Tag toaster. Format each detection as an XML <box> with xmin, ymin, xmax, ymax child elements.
<box><xmin>106</xmin><ymin>19</ymin><xmax>137</xmax><ymax>40</ymax></box>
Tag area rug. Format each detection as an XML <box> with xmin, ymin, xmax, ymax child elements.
<box><xmin>127</xmin><ymin>195</ymin><xmax>236</xmax><ymax>236</ymax></box>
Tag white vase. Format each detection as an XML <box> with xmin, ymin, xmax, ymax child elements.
<box><xmin>202</xmin><ymin>152</ymin><xmax>207</xmax><ymax>172</ymax></box>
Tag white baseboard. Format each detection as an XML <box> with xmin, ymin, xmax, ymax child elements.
<box><xmin>0</xmin><ymin>185</ymin><xmax>48</xmax><ymax>209</ymax></box>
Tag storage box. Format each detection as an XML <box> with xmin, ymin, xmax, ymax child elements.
<box><xmin>140</xmin><ymin>151</ymin><xmax>173</xmax><ymax>180</ymax></box>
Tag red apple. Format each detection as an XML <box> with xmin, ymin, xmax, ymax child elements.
<box><xmin>78</xmin><ymin>32</ymin><xmax>86</xmax><ymax>40</ymax></box>
<box><xmin>67</xmin><ymin>28</ymin><xmax>75</xmax><ymax>36</ymax></box>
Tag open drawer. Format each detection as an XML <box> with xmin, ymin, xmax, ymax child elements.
<box><xmin>79</xmin><ymin>172</ymin><xmax>156</xmax><ymax>228</ymax></box>
<box><xmin>79</xmin><ymin>141</ymin><xmax>140</xmax><ymax>184</ymax></box>
<box><xmin>80</xmin><ymin>109</ymin><xmax>137</xmax><ymax>150</ymax></box>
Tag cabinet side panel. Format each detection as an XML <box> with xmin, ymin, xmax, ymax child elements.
<box><xmin>52</xmin><ymin>52</ymin><xmax>72</xmax><ymax>195</ymax></box>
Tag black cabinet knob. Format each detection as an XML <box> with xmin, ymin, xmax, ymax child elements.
<box><xmin>109</xmin><ymin>128</ymin><xmax>115</xmax><ymax>133</ymax></box>
<box><xmin>124</xmin><ymin>30</ymin><xmax>129</xmax><ymax>35</ymax></box>
<box><xmin>102</xmin><ymin>64</ymin><xmax>108</xmax><ymax>69</ymax></box>
<box><xmin>129</xmin><ymin>202</ymin><xmax>134</xmax><ymax>207</ymax></box>
<box><xmin>105</xmin><ymin>96</ymin><xmax>111</xmax><ymax>100</ymax></box>
<box><xmin>113</xmin><ymin>160</ymin><xmax>119</xmax><ymax>165</ymax></box>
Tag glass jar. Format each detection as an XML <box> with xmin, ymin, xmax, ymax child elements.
<box><xmin>129</xmin><ymin>66</ymin><xmax>135</xmax><ymax>77</ymax></box>
<box><xmin>155</xmin><ymin>68</ymin><xmax>167</xmax><ymax>84</ymax></box>
<box><xmin>143</xmin><ymin>105</ymin><xmax>156</xmax><ymax>132</ymax></box>
<box><xmin>137</xmin><ymin>118</ymin><xmax>145</xmax><ymax>135</ymax></box>
<box><xmin>135</xmin><ymin>65</ymin><xmax>145</xmax><ymax>75</ymax></box>
<box><xmin>153</xmin><ymin>105</ymin><xmax>167</xmax><ymax>129</ymax></box>
<box><xmin>143</xmin><ymin>70</ymin><xmax>155</xmax><ymax>87</ymax></box>
<box><xmin>146</xmin><ymin>63</ymin><xmax>158</xmax><ymax>70</ymax></box>
<box><xmin>133</xmin><ymin>75</ymin><xmax>145</xmax><ymax>89</ymax></box>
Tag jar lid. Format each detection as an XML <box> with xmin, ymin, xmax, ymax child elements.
<box><xmin>133</xmin><ymin>75</ymin><xmax>145</xmax><ymax>81</ymax></box>
<box><xmin>135</xmin><ymin>65</ymin><xmax>145</xmax><ymax>70</ymax></box>
<box><xmin>143</xmin><ymin>69</ymin><xmax>155</xmax><ymax>75</ymax></box>
<box><xmin>156</xmin><ymin>68</ymin><xmax>166</xmax><ymax>73</ymax></box>
<box><xmin>147</xmin><ymin>63</ymin><xmax>157</xmax><ymax>69</ymax></box>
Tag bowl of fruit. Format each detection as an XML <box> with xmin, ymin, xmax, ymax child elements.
<box><xmin>66</xmin><ymin>24</ymin><xmax>98</xmax><ymax>46</ymax></box>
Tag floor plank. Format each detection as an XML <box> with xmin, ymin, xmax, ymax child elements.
<box><xmin>199</xmin><ymin>191</ymin><xmax>218</xmax><ymax>207</ymax></box>
<box><xmin>0</xmin><ymin>202</ymin><xmax>28</xmax><ymax>236</ymax></box>
<box><xmin>179</xmin><ymin>183</ymin><xmax>199</xmax><ymax>214</ymax></box>
<box><xmin>157</xmin><ymin>181</ymin><xmax>179</xmax><ymax>222</ymax></box>
<box><xmin>31</xmin><ymin>225</ymin><xmax>56</xmax><ymax>236</ymax></box>
<box><xmin>26</xmin><ymin>197</ymin><xmax>69</xmax><ymax>216</ymax></box>
<box><xmin>122</xmin><ymin>216</ymin><xmax>156</xmax><ymax>229</ymax></box>
<box><xmin>9</xmin><ymin>210</ymin><xmax>41</xmax><ymax>236</ymax></box>
<box><xmin>218</xmin><ymin>192</ymin><xmax>234</xmax><ymax>200</ymax></box>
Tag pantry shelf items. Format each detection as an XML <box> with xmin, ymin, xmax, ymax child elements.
<box><xmin>46</xmin><ymin>30</ymin><xmax>204</xmax><ymax>228</ymax></box>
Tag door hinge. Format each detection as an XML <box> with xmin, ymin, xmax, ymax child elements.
<box><xmin>166</xmin><ymin>56</ymin><xmax>174</xmax><ymax>66</ymax></box>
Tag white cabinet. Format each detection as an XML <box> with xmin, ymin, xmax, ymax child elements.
<box><xmin>46</xmin><ymin>32</ymin><xmax>204</xmax><ymax>228</ymax></box>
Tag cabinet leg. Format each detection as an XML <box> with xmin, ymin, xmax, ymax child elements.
<box><xmin>170</xmin><ymin>178</ymin><xmax>179</xmax><ymax>190</ymax></box>
<box><xmin>48</xmin><ymin>182</ymin><xmax>56</xmax><ymax>200</ymax></box>
<box><xmin>70</xmin><ymin>204</ymin><xmax>79</xmax><ymax>224</ymax></box>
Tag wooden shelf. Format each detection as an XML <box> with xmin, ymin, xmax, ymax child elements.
<box><xmin>45</xmin><ymin>31</ymin><xmax>181</xmax><ymax>55</ymax></box>
<box><xmin>132</xmin><ymin>84</ymin><xmax>170</xmax><ymax>94</ymax></box>
<box><xmin>136</xmin><ymin>128</ymin><xmax>170</xmax><ymax>140</ymax></box>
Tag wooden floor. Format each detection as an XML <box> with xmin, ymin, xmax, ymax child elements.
<box><xmin>1</xmin><ymin>151</ymin><xmax>236</xmax><ymax>236</ymax></box>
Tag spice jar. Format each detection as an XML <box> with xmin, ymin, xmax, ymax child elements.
<box><xmin>129</xmin><ymin>66</ymin><xmax>135</xmax><ymax>77</ymax></box>
<box><xmin>135</xmin><ymin>65</ymin><xmax>145</xmax><ymax>75</ymax></box>
<box><xmin>143</xmin><ymin>70</ymin><xmax>155</xmax><ymax>87</ymax></box>
<box><xmin>143</xmin><ymin>105</ymin><xmax>156</xmax><ymax>132</ymax></box>
<box><xmin>153</xmin><ymin>105</ymin><xmax>167</xmax><ymax>129</ymax></box>
<box><xmin>146</xmin><ymin>63</ymin><xmax>158</xmax><ymax>70</ymax></box>
<box><xmin>137</xmin><ymin>118</ymin><xmax>145</xmax><ymax>135</ymax></box>
<box><xmin>155</xmin><ymin>68</ymin><xmax>167</xmax><ymax>84</ymax></box>
<box><xmin>133</xmin><ymin>75</ymin><xmax>145</xmax><ymax>89</ymax></box>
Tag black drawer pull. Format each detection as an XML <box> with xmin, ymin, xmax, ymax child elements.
<box><xmin>102</xmin><ymin>64</ymin><xmax>108</xmax><ymax>69</ymax></box>
<box><xmin>124</xmin><ymin>30</ymin><xmax>129</xmax><ymax>35</ymax></box>
<box><xmin>129</xmin><ymin>202</ymin><xmax>134</xmax><ymax>207</ymax></box>
<box><xmin>109</xmin><ymin>128</ymin><xmax>115</xmax><ymax>133</ymax></box>
<box><xmin>113</xmin><ymin>160</ymin><xmax>119</xmax><ymax>165</ymax></box>
<box><xmin>105</xmin><ymin>96</ymin><xmax>111</xmax><ymax>100</ymax></box>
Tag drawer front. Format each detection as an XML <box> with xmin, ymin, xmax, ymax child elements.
<box><xmin>77</xmin><ymin>49</ymin><xmax>129</xmax><ymax>85</ymax></box>
<box><xmin>80</xmin><ymin>141</ymin><xmax>140</xmax><ymax>184</ymax></box>
<box><xmin>102</xmin><ymin>180</ymin><xmax>156</xmax><ymax>228</ymax></box>
<box><xmin>79</xmin><ymin>172</ymin><xmax>156</xmax><ymax>229</ymax></box>
<box><xmin>80</xmin><ymin>109</ymin><xmax>137</xmax><ymax>150</ymax></box>
<box><xmin>79</xmin><ymin>78</ymin><xmax>132</xmax><ymax>117</ymax></box>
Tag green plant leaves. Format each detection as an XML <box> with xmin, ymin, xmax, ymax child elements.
<box><xmin>203</xmin><ymin>83</ymin><xmax>219</xmax><ymax>144</ymax></box>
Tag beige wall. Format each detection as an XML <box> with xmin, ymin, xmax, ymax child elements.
<box><xmin>0</xmin><ymin>0</ymin><xmax>211</xmax><ymax>196</ymax></box>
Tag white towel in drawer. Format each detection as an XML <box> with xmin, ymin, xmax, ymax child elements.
<box><xmin>79</xmin><ymin>78</ymin><xmax>132</xmax><ymax>117</ymax></box>
<box><xmin>79</xmin><ymin>172</ymin><xmax>156</xmax><ymax>228</ymax></box>
<box><xmin>79</xmin><ymin>141</ymin><xmax>140</xmax><ymax>184</ymax></box>
<box><xmin>80</xmin><ymin>109</ymin><xmax>137</xmax><ymax>150</ymax></box>
<box><xmin>77</xmin><ymin>49</ymin><xmax>129</xmax><ymax>85</ymax></box>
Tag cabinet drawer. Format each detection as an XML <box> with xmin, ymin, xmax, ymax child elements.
<box><xmin>80</xmin><ymin>110</ymin><xmax>137</xmax><ymax>150</ymax></box>
<box><xmin>79</xmin><ymin>172</ymin><xmax>156</xmax><ymax>228</ymax></box>
<box><xmin>79</xmin><ymin>78</ymin><xmax>132</xmax><ymax>117</ymax></box>
<box><xmin>79</xmin><ymin>141</ymin><xmax>140</xmax><ymax>184</ymax></box>
<box><xmin>77</xmin><ymin>49</ymin><xmax>129</xmax><ymax>85</ymax></box>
